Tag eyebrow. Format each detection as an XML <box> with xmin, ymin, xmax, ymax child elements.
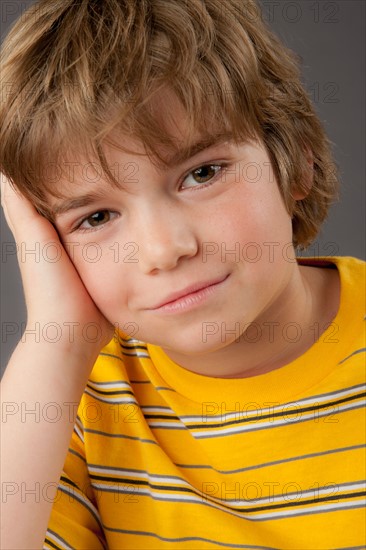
<box><xmin>52</xmin><ymin>134</ymin><xmax>232</xmax><ymax>217</ymax></box>
<box><xmin>163</xmin><ymin>134</ymin><xmax>231</xmax><ymax>167</ymax></box>
<box><xmin>52</xmin><ymin>191</ymin><xmax>110</xmax><ymax>217</ymax></box>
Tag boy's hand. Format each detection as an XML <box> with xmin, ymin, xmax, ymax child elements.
<box><xmin>1</xmin><ymin>174</ymin><xmax>114</xmax><ymax>357</ymax></box>
<box><xmin>1</xmin><ymin>175</ymin><xmax>115</xmax><ymax>549</ymax></box>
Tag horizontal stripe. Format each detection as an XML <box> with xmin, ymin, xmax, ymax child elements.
<box><xmin>251</xmin><ymin>500</ymin><xmax>366</xmax><ymax>522</ymax></box>
<box><xmin>88</xmin><ymin>463</ymin><xmax>366</xmax><ymax>509</ymax></box>
<box><xmin>89</xmin><ymin>464</ymin><xmax>185</xmax><ymax>484</ymax></box>
<box><xmin>98</xmin><ymin>351</ymin><xmax>123</xmax><ymax>362</ymax></box>
<box><xmin>192</xmin><ymin>401</ymin><xmax>365</xmax><ymax>439</ymax></box>
<box><xmin>73</xmin><ymin>424</ymin><xmax>84</xmax><ymax>444</ymax></box>
<box><xmin>179</xmin><ymin>383</ymin><xmax>366</xmax><ymax>423</ymax></box>
<box><xmin>86</xmin><ymin>384</ymin><xmax>134</xmax><ymax>397</ymax></box>
<box><xmin>43</xmin><ymin>538</ymin><xmax>63</xmax><ymax>550</ymax></box>
<box><xmin>338</xmin><ymin>347</ymin><xmax>366</xmax><ymax>365</ymax></box>
<box><xmin>44</xmin><ymin>530</ymin><xmax>73</xmax><ymax>550</ymax></box>
<box><xmin>175</xmin><ymin>444</ymin><xmax>366</xmax><ymax>475</ymax></box>
<box><xmin>142</xmin><ymin>406</ymin><xmax>176</xmax><ymax>413</ymax></box>
<box><xmin>102</xmin><ymin>524</ymin><xmax>278</xmax><ymax>549</ymax></box>
<box><xmin>90</xmin><ymin>471</ymin><xmax>365</xmax><ymax>515</ymax></box>
<box><xmin>88</xmin><ymin>379</ymin><xmax>133</xmax><ymax>389</ymax></box>
<box><xmin>187</xmin><ymin>391</ymin><xmax>366</xmax><ymax>430</ymax></box>
<box><xmin>92</xmin><ymin>480</ymin><xmax>366</xmax><ymax>524</ymax></box>
<box><xmin>83</xmin><ymin>427</ymin><xmax>157</xmax><ymax>444</ymax></box>
<box><xmin>84</xmin><ymin>388</ymin><xmax>138</xmax><ymax>405</ymax></box>
<box><xmin>120</xmin><ymin>343</ymin><xmax>148</xmax><ymax>352</ymax></box>
<box><xmin>58</xmin><ymin>482</ymin><xmax>104</xmax><ymax>533</ymax></box>
<box><xmin>121</xmin><ymin>350</ymin><xmax>151</xmax><ymax>358</ymax></box>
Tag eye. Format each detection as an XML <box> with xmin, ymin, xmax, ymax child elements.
<box><xmin>76</xmin><ymin>210</ymin><xmax>117</xmax><ymax>232</ymax></box>
<box><xmin>181</xmin><ymin>163</ymin><xmax>228</xmax><ymax>190</ymax></box>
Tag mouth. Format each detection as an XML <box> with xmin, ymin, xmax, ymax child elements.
<box><xmin>148</xmin><ymin>274</ymin><xmax>230</xmax><ymax>314</ymax></box>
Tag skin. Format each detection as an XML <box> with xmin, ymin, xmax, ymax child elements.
<box><xmin>0</xmin><ymin>93</ymin><xmax>340</xmax><ymax>549</ymax></box>
<box><xmin>50</xmin><ymin>98</ymin><xmax>341</xmax><ymax>378</ymax></box>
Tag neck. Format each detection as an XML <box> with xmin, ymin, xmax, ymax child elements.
<box><xmin>162</xmin><ymin>262</ymin><xmax>340</xmax><ymax>378</ymax></box>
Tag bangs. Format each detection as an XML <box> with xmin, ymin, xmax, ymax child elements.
<box><xmin>1</xmin><ymin>0</ymin><xmax>262</xmax><ymax>212</ymax></box>
<box><xmin>0</xmin><ymin>0</ymin><xmax>338</xmax><ymax>246</ymax></box>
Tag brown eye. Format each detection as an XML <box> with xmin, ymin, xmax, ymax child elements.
<box><xmin>193</xmin><ymin>165</ymin><xmax>218</xmax><ymax>184</ymax></box>
<box><xmin>76</xmin><ymin>209</ymin><xmax>118</xmax><ymax>233</ymax></box>
<box><xmin>182</xmin><ymin>164</ymin><xmax>225</xmax><ymax>189</ymax></box>
<box><xmin>86</xmin><ymin>210</ymin><xmax>110</xmax><ymax>227</ymax></box>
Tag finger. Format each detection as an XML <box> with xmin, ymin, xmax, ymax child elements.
<box><xmin>1</xmin><ymin>173</ymin><xmax>58</xmax><ymax>243</ymax></box>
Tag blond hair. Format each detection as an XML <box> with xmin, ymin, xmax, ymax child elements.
<box><xmin>0</xmin><ymin>0</ymin><xmax>338</xmax><ymax>247</ymax></box>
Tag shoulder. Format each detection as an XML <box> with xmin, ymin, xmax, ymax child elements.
<box><xmin>298</xmin><ymin>255</ymin><xmax>365</xmax><ymax>293</ymax></box>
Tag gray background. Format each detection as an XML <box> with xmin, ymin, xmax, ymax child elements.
<box><xmin>1</xmin><ymin>0</ymin><xmax>365</xmax><ymax>372</ymax></box>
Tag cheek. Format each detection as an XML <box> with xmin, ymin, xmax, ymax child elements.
<box><xmin>72</xmin><ymin>250</ymin><xmax>128</xmax><ymax>312</ymax></box>
<box><xmin>206</xmin><ymin>188</ymin><xmax>292</xmax><ymax>247</ymax></box>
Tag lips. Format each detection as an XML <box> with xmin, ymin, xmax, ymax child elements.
<box><xmin>148</xmin><ymin>274</ymin><xmax>229</xmax><ymax>310</ymax></box>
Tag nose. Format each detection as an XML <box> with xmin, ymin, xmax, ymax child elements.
<box><xmin>133</xmin><ymin>204</ymin><xmax>198</xmax><ymax>274</ymax></box>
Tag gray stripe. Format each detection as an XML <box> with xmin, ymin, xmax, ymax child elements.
<box><xmin>89</xmin><ymin>477</ymin><xmax>366</xmax><ymax>531</ymax></box>
<box><xmin>193</xmin><ymin>402</ymin><xmax>366</xmax><ymax>439</ymax></box>
<box><xmin>86</xmin><ymin>458</ymin><xmax>366</xmax><ymax>488</ymax></box>
<box><xmin>251</xmin><ymin>501</ymin><xmax>366</xmax><ymax>522</ymax></box>
<box><xmin>84</xmin><ymin>390</ymin><xmax>137</xmax><ymax>406</ymax></box>
<box><xmin>101</xmin><ymin>525</ymin><xmax>278</xmax><ymax>549</ymax></box>
<box><xmin>98</xmin><ymin>351</ymin><xmax>123</xmax><ymax>361</ymax></box>
<box><xmin>45</xmin><ymin>529</ymin><xmax>74</xmax><ymax>550</ymax></box>
<box><xmin>156</xmin><ymin>386</ymin><xmax>176</xmax><ymax>392</ymax></box>
<box><xmin>92</xmin><ymin>474</ymin><xmax>364</xmax><ymax>506</ymax></box>
<box><xmin>88</xmin><ymin>378</ymin><xmax>130</xmax><ymax>386</ymax></box>
<box><xmin>58</xmin><ymin>485</ymin><xmax>104</xmax><ymax>534</ymax></box>
<box><xmin>122</xmin><ymin>351</ymin><xmax>150</xmax><ymax>358</ymax></box>
<box><xmin>92</xmin><ymin>483</ymin><xmax>268</xmax><ymax>522</ymax></box>
<box><xmin>142</xmin><ymin>406</ymin><xmax>174</xmax><ymax>411</ymax></box>
<box><xmin>150</xmin><ymin>424</ymin><xmax>187</xmax><ymax>430</ymax></box>
<box><xmin>338</xmin><ymin>347</ymin><xmax>366</xmax><ymax>365</ymax></box>
<box><xmin>91</xmin><ymin>477</ymin><xmax>365</xmax><ymax>514</ymax></box>
<box><xmin>177</xmin><ymin>383</ymin><xmax>365</xmax><ymax>422</ymax></box>
<box><xmin>176</xmin><ymin>444</ymin><xmax>366</xmax><ymax>475</ymax></box>
<box><xmin>88</xmin><ymin>463</ymin><xmax>184</xmax><ymax>481</ymax></box>
<box><xmin>68</xmin><ymin>448</ymin><xmax>86</xmax><ymax>463</ymax></box>
<box><xmin>83</xmin><ymin>427</ymin><xmax>157</xmax><ymax>445</ymax></box>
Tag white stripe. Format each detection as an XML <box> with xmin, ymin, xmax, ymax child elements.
<box><xmin>182</xmin><ymin>385</ymin><xmax>366</xmax><ymax>424</ymax></box>
<box><xmin>91</xmin><ymin>481</ymin><xmax>366</xmax><ymax>523</ymax></box>
<box><xmin>59</xmin><ymin>482</ymin><xmax>102</xmax><ymax>523</ymax></box>
<box><xmin>141</xmin><ymin>406</ymin><xmax>175</xmax><ymax>413</ymax></box>
<box><xmin>89</xmin><ymin>466</ymin><xmax>365</xmax><ymax>509</ymax></box>
<box><xmin>84</xmin><ymin>388</ymin><xmax>137</xmax><ymax>405</ymax></box>
<box><xmin>44</xmin><ymin>530</ymin><xmax>73</xmax><ymax>550</ymax></box>
<box><xmin>73</xmin><ymin>423</ymin><xmax>84</xmax><ymax>443</ymax></box>
<box><xmin>119</xmin><ymin>337</ymin><xmax>144</xmax><ymax>344</ymax></box>
<box><xmin>92</xmin><ymin>482</ymin><xmax>212</xmax><ymax>504</ymax></box>
<box><xmin>252</xmin><ymin>496</ymin><xmax>366</xmax><ymax>521</ymax></box>
<box><xmin>89</xmin><ymin>465</ymin><xmax>187</xmax><ymax>485</ymax></box>
<box><xmin>88</xmin><ymin>380</ymin><xmax>132</xmax><ymax>390</ymax></box>
<box><xmin>147</xmin><ymin>420</ymin><xmax>185</xmax><ymax>429</ymax></box>
<box><xmin>193</xmin><ymin>400</ymin><xmax>366</xmax><ymax>438</ymax></box>
<box><xmin>245</xmin><ymin>481</ymin><xmax>365</xmax><ymax>507</ymax></box>
<box><xmin>121</xmin><ymin>351</ymin><xmax>150</xmax><ymax>358</ymax></box>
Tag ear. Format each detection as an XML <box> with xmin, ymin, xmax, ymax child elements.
<box><xmin>292</xmin><ymin>147</ymin><xmax>314</xmax><ymax>200</ymax></box>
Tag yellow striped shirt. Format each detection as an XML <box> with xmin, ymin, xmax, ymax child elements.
<box><xmin>44</xmin><ymin>256</ymin><xmax>366</xmax><ymax>549</ymax></box>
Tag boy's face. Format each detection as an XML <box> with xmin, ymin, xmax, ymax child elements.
<box><xmin>51</xmin><ymin>99</ymin><xmax>297</xmax><ymax>360</ymax></box>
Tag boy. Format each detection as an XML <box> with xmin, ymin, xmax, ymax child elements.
<box><xmin>1</xmin><ymin>0</ymin><xmax>365</xmax><ymax>548</ymax></box>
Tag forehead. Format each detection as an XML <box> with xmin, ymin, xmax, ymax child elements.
<box><xmin>46</xmin><ymin>89</ymin><xmax>235</xmax><ymax>198</ymax></box>
<box><xmin>47</xmin><ymin>132</ymin><xmax>235</xmax><ymax>215</ymax></box>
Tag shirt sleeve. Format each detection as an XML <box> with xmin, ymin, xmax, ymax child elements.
<box><xmin>43</xmin><ymin>416</ymin><xmax>107</xmax><ymax>550</ymax></box>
